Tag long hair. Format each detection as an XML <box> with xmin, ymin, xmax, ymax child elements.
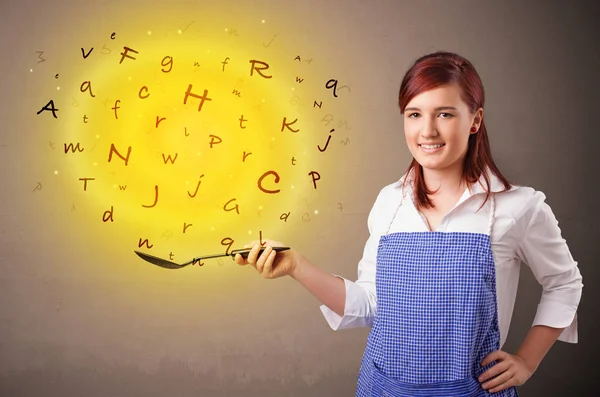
<box><xmin>398</xmin><ymin>51</ymin><xmax>512</xmax><ymax>210</ymax></box>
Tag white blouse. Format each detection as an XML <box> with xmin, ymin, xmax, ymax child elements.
<box><xmin>320</xmin><ymin>171</ymin><xmax>583</xmax><ymax>347</ymax></box>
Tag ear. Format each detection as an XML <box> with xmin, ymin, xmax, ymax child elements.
<box><xmin>471</xmin><ymin>107</ymin><xmax>484</xmax><ymax>133</ymax></box>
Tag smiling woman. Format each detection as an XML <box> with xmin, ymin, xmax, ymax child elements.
<box><xmin>234</xmin><ymin>51</ymin><xmax>583</xmax><ymax>397</ymax></box>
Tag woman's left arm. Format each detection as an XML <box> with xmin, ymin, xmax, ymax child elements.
<box><xmin>478</xmin><ymin>325</ymin><xmax>563</xmax><ymax>392</ymax></box>
<box><xmin>479</xmin><ymin>191</ymin><xmax>583</xmax><ymax>392</ymax></box>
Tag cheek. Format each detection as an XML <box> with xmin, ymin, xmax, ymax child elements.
<box><xmin>403</xmin><ymin>123</ymin><xmax>418</xmax><ymax>144</ymax></box>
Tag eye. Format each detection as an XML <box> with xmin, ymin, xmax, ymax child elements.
<box><xmin>439</xmin><ymin>112</ymin><xmax>453</xmax><ymax>118</ymax></box>
<box><xmin>407</xmin><ymin>112</ymin><xmax>420</xmax><ymax>118</ymax></box>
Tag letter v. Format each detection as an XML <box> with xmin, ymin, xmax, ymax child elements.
<box><xmin>81</xmin><ymin>47</ymin><xmax>94</xmax><ymax>59</ymax></box>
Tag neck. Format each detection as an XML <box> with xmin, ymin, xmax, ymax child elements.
<box><xmin>421</xmin><ymin>163</ymin><xmax>465</xmax><ymax>196</ymax></box>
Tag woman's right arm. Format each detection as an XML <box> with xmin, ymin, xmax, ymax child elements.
<box><xmin>236</xmin><ymin>184</ymin><xmax>394</xmax><ymax>329</ymax></box>
<box><xmin>290</xmin><ymin>253</ymin><xmax>347</xmax><ymax>317</ymax></box>
<box><xmin>234</xmin><ymin>243</ymin><xmax>348</xmax><ymax>316</ymax></box>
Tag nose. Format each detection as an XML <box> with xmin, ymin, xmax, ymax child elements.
<box><xmin>420</xmin><ymin>116</ymin><xmax>438</xmax><ymax>138</ymax></box>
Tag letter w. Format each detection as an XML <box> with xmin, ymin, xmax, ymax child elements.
<box><xmin>162</xmin><ymin>153</ymin><xmax>178</xmax><ymax>164</ymax></box>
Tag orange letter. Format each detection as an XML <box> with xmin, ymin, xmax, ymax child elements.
<box><xmin>258</xmin><ymin>171</ymin><xmax>281</xmax><ymax>194</ymax></box>
<box><xmin>249</xmin><ymin>60</ymin><xmax>272</xmax><ymax>79</ymax></box>
<box><xmin>108</xmin><ymin>143</ymin><xmax>132</xmax><ymax>165</ymax></box>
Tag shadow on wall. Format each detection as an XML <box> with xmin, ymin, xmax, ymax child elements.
<box><xmin>0</xmin><ymin>343</ymin><xmax>358</xmax><ymax>397</ymax></box>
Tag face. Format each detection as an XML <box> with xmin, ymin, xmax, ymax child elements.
<box><xmin>403</xmin><ymin>83</ymin><xmax>482</xmax><ymax>173</ymax></box>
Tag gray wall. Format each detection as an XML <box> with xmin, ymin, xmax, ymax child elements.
<box><xmin>0</xmin><ymin>0</ymin><xmax>598</xmax><ymax>395</ymax></box>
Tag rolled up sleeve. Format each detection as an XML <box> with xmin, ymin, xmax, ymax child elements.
<box><xmin>516</xmin><ymin>192</ymin><xmax>583</xmax><ymax>343</ymax></box>
<box><xmin>319</xmin><ymin>189</ymin><xmax>387</xmax><ymax>330</ymax></box>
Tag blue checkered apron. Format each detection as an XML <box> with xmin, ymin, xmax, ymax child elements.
<box><xmin>356</xmin><ymin>193</ymin><xmax>518</xmax><ymax>396</ymax></box>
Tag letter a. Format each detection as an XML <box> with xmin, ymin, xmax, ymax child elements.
<box><xmin>37</xmin><ymin>100</ymin><xmax>59</xmax><ymax>118</ymax></box>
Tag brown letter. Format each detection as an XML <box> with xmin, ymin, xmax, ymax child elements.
<box><xmin>112</xmin><ymin>100</ymin><xmax>120</xmax><ymax>120</ymax></box>
<box><xmin>161</xmin><ymin>153</ymin><xmax>178</xmax><ymax>164</ymax></box>
<box><xmin>242</xmin><ymin>151</ymin><xmax>252</xmax><ymax>162</ymax></box>
<box><xmin>102</xmin><ymin>206</ymin><xmax>114</xmax><ymax>222</ymax></box>
<box><xmin>259</xmin><ymin>230</ymin><xmax>266</xmax><ymax>246</ymax></box>
<box><xmin>183</xmin><ymin>223</ymin><xmax>193</xmax><ymax>233</ymax></box>
<box><xmin>79</xmin><ymin>177</ymin><xmax>95</xmax><ymax>191</ymax></box>
<box><xmin>187</xmin><ymin>174</ymin><xmax>204</xmax><ymax>198</ymax></box>
<box><xmin>161</xmin><ymin>56</ymin><xmax>173</xmax><ymax>73</ymax></box>
<box><xmin>139</xmin><ymin>86</ymin><xmax>149</xmax><ymax>99</ymax></box>
<box><xmin>119</xmin><ymin>46</ymin><xmax>138</xmax><ymax>63</ymax></box>
<box><xmin>138</xmin><ymin>238</ymin><xmax>153</xmax><ymax>248</ymax></box>
<box><xmin>221</xmin><ymin>237</ymin><xmax>234</xmax><ymax>256</ymax></box>
<box><xmin>183</xmin><ymin>84</ymin><xmax>212</xmax><ymax>111</ymax></box>
<box><xmin>80</xmin><ymin>81</ymin><xmax>96</xmax><ymax>98</ymax></box>
<box><xmin>209</xmin><ymin>135</ymin><xmax>222</xmax><ymax>148</ymax></box>
<box><xmin>142</xmin><ymin>185</ymin><xmax>159</xmax><ymax>208</ymax></box>
<box><xmin>258</xmin><ymin>171</ymin><xmax>281</xmax><ymax>194</ymax></box>
<box><xmin>239</xmin><ymin>115</ymin><xmax>247</xmax><ymax>129</ymax></box>
<box><xmin>223</xmin><ymin>198</ymin><xmax>240</xmax><ymax>215</ymax></box>
<box><xmin>249</xmin><ymin>60</ymin><xmax>272</xmax><ymax>79</ymax></box>
<box><xmin>280</xmin><ymin>212</ymin><xmax>290</xmax><ymax>222</ymax></box>
<box><xmin>108</xmin><ymin>143</ymin><xmax>132</xmax><ymax>165</ymax></box>
<box><xmin>309</xmin><ymin>171</ymin><xmax>321</xmax><ymax>189</ymax></box>
<box><xmin>64</xmin><ymin>143</ymin><xmax>84</xmax><ymax>153</ymax></box>
<box><xmin>281</xmin><ymin>117</ymin><xmax>299</xmax><ymax>133</ymax></box>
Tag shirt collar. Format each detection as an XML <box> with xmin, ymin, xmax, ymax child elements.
<box><xmin>396</xmin><ymin>167</ymin><xmax>514</xmax><ymax>199</ymax></box>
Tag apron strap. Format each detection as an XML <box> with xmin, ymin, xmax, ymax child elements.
<box><xmin>385</xmin><ymin>184</ymin><xmax>407</xmax><ymax>235</ymax></box>
<box><xmin>386</xmin><ymin>180</ymin><xmax>497</xmax><ymax>236</ymax></box>
<box><xmin>487</xmin><ymin>193</ymin><xmax>496</xmax><ymax>237</ymax></box>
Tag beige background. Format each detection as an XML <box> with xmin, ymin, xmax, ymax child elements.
<box><xmin>1</xmin><ymin>0</ymin><xmax>598</xmax><ymax>395</ymax></box>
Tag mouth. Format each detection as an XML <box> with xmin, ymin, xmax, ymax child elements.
<box><xmin>419</xmin><ymin>143</ymin><xmax>446</xmax><ymax>153</ymax></box>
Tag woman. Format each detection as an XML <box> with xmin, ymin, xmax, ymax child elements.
<box><xmin>234</xmin><ymin>51</ymin><xmax>583</xmax><ymax>396</ymax></box>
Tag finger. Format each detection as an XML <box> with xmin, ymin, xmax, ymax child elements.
<box><xmin>479</xmin><ymin>361</ymin><xmax>510</xmax><ymax>382</ymax></box>
<box><xmin>256</xmin><ymin>245</ymin><xmax>273</xmax><ymax>274</ymax></box>
<box><xmin>481</xmin><ymin>350</ymin><xmax>507</xmax><ymax>367</ymax></box>
<box><xmin>246</xmin><ymin>244</ymin><xmax>261</xmax><ymax>267</ymax></box>
<box><xmin>487</xmin><ymin>372</ymin><xmax>515</xmax><ymax>393</ymax></box>
<box><xmin>261</xmin><ymin>247</ymin><xmax>277</xmax><ymax>277</ymax></box>
<box><xmin>234</xmin><ymin>253</ymin><xmax>247</xmax><ymax>266</ymax></box>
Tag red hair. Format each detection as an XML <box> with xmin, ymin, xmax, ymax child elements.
<box><xmin>398</xmin><ymin>51</ymin><xmax>512</xmax><ymax>210</ymax></box>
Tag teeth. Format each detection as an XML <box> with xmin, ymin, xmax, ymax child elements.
<box><xmin>421</xmin><ymin>144</ymin><xmax>444</xmax><ymax>149</ymax></box>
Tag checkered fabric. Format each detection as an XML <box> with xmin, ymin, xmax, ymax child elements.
<box><xmin>355</xmin><ymin>198</ymin><xmax>518</xmax><ymax>396</ymax></box>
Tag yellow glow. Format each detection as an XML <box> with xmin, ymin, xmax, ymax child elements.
<box><xmin>31</xmin><ymin>14</ymin><xmax>341</xmax><ymax>285</ymax></box>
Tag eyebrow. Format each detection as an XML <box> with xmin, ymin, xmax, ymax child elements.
<box><xmin>404</xmin><ymin>106</ymin><xmax>458</xmax><ymax>112</ymax></box>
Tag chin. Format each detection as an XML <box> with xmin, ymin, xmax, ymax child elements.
<box><xmin>415</xmin><ymin>157</ymin><xmax>444</xmax><ymax>170</ymax></box>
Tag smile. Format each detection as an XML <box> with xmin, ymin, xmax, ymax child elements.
<box><xmin>419</xmin><ymin>143</ymin><xmax>445</xmax><ymax>153</ymax></box>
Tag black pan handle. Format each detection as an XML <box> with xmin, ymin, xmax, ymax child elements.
<box><xmin>230</xmin><ymin>246</ymin><xmax>290</xmax><ymax>259</ymax></box>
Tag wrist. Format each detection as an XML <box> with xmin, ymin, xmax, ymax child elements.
<box><xmin>514</xmin><ymin>352</ymin><xmax>539</xmax><ymax>373</ymax></box>
<box><xmin>290</xmin><ymin>250</ymin><xmax>305</xmax><ymax>279</ymax></box>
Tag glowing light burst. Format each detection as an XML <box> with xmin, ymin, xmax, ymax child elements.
<box><xmin>32</xmin><ymin>20</ymin><xmax>348</xmax><ymax>267</ymax></box>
